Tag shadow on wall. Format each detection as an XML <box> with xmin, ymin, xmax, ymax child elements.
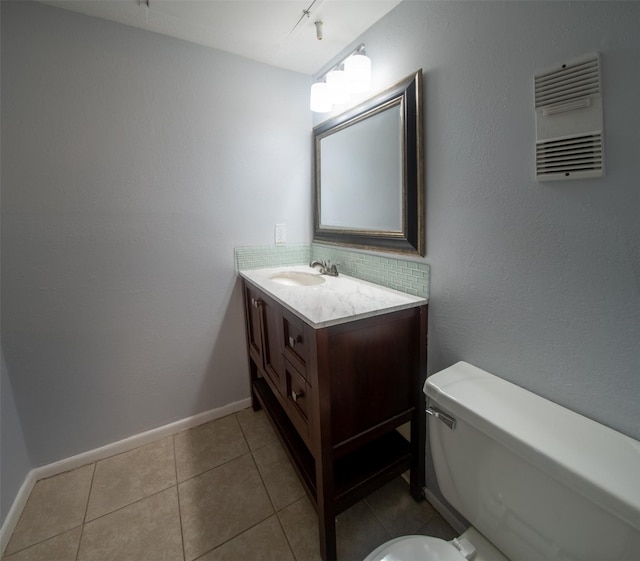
<box><xmin>1</xmin><ymin>350</ymin><xmax>33</xmax><ymax>525</ymax></box>
<box><xmin>196</xmin><ymin>277</ymin><xmax>250</xmax><ymax>414</ymax></box>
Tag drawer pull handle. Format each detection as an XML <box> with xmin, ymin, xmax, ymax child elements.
<box><xmin>292</xmin><ymin>389</ymin><xmax>304</xmax><ymax>402</ymax></box>
<box><xmin>251</xmin><ymin>298</ymin><xmax>261</xmax><ymax>309</ymax></box>
<box><xmin>288</xmin><ymin>335</ymin><xmax>301</xmax><ymax>347</ymax></box>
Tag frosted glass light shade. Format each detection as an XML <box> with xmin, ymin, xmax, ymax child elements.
<box><xmin>344</xmin><ymin>53</ymin><xmax>371</xmax><ymax>94</ymax></box>
<box><xmin>310</xmin><ymin>82</ymin><xmax>332</xmax><ymax>113</ymax></box>
<box><xmin>326</xmin><ymin>69</ymin><xmax>349</xmax><ymax>105</ymax></box>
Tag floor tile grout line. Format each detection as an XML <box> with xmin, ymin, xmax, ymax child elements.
<box><xmin>239</xmin><ymin>409</ymin><xmax>312</xmax><ymax>561</ymax></box>
<box><xmin>183</xmin><ymin>413</ymin><xmax>275</xmax><ymax>561</ymax></box>
<box><xmin>274</xmin><ymin>509</ymin><xmax>302</xmax><ymax>561</ymax></box>
<box><xmin>81</xmin><ymin>463</ymin><xmax>97</xmax><ymax>526</ymax></box>
<box><xmin>3</xmin><ymin>463</ymin><xmax>97</xmax><ymax>559</ymax></box>
<box><xmin>236</xmin><ymin>410</ymin><xmax>308</xmax><ymax>512</ymax></box>
<box><xmin>73</xmin><ymin>525</ymin><xmax>84</xmax><ymax>561</ymax></box>
<box><xmin>189</xmin><ymin>511</ymin><xmax>282</xmax><ymax>561</ymax></box>
<box><xmin>75</xmin><ymin>462</ymin><xmax>97</xmax><ymax>561</ymax></box>
<box><xmin>248</xmin><ymin>442</ymin><xmax>278</xmax><ymax>515</ymax></box>
<box><xmin>172</xmin><ymin>435</ymin><xmax>187</xmax><ymax>561</ymax></box>
<box><xmin>1</xmin><ymin>524</ymin><xmax>85</xmax><ymax>560</ymax></box>
<box><xmin>80</xmin><ymin>483</ymin><xmax>178</xmax><ymax>526</ymax></box>
<box><xmin>235</xmin><ymin>409</ymin><xmax>268</xmax><ymax>454</ymax></box>
<box><xmin>235</xmin><ymin>410</ymin><xmax>290</xmax><ymax>497</ymax></box>
<box><xmin>246</xmin><ymin>428</ymin><xmax>300</xmax><ymax>561</ymax></box>
<box><xmin>362</xmin><ymin>495</ymin><xmax>394</xmax><ymax>543</ymax></box>
<box><xmin>175</xmin><ymin>450</ymin><xmax>253</xmax><ymax>487</ymax></box>
<box><xmin>174</xmin><ymin>411</ymin><xmax>254</xmax><ymax>485</ymax></box>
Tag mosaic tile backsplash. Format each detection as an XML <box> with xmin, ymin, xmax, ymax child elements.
<box><xmin>235</xmin><ymin>243</ymin><xmax>429</xmax><ymax>299</ymax></box>
<box><xmin>311</xmin><ymin>244</ymin><xmax>429</xmax><ymax>298</ymax></box>
<box><xmin>235</xmin><ymin>244</ymin><xmax>311</xmax><ymax>271</ymax></box>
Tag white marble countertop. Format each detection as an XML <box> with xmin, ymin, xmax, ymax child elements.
<box><xmin>239</xmin><ymin>265</ymin><xmax>427</xmax><ymax>329</ymax></box>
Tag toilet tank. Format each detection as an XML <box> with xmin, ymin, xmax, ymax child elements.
<box><xmin>425</xmin><ymin>362</ymin><xmax>640</xmax><ymax>561</ymax></box>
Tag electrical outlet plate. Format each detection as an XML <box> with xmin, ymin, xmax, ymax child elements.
<box><xmin>274</xmin><ymin>223</ymin><xmax>286</xmax><ymax>245</ymax></box>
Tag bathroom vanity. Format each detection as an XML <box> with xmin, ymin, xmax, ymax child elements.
<box><xmin>240</xmin><ymin>266</ymin><xmax>428</xmax><ymax>561</ymax></box>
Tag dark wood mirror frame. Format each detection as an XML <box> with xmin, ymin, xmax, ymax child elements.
<box><xmin>313</xmin><ymin>70</ymin><xmax>424</xmax><ymax>256</ymax></box>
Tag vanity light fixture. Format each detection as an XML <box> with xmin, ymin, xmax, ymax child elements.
<box><xmin>344</xmin><ymin>49</ymin><xmax>371</xmax><ymax>94</ymax></box>
<box><xmin>326</xmin><ymin>68</ymin><xmax>349</xmax><ymax>104</ymax></box>
<box><xmin>310</xmin><ymin>44</ymin><xmax>371</xmax><ymax>113</ymax></box>
<box><xmin>310</xmin><ymin>82</ymin><xmax>332</xmax><ymax>113</ymax></box>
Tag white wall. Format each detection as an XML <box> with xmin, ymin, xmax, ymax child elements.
<box><xmin>339</xmin><ymin>0</ymin><xmax>640</xmax><ymax>439</ymax></box>
<box><xmin>1</xmin><ymin>0</ymin><xmax>312</xmax><ymax>475</ymax></box>
<box><xmin>1</xmin><ymin>353</ymin><xmax>31</xmax><ymax>523</ymax></box>
<box><xmin>342</xmin><ymin>0</ymin><xmax>640</xmax><ymax>512</ymax></box>
<box><xmin>1</xmin><ymin>1</ymin><xmax>34</xmax><ymax>524</ymax></box>
<box><xmin>0</xmin><ymin>2</ymin><xmax>31</xmax><ymax>524</ymax></box>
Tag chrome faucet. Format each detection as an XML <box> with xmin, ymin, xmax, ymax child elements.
<box><xmin>310</xmin><ymin>259</ymin><xmax>339</xmax><ymax>276</ymax></box>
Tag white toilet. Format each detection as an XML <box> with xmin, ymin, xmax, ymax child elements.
<box><xmin>365</xmin><ymin>361</ymin><xmax>640</xmax><ymax>561</ymax></box>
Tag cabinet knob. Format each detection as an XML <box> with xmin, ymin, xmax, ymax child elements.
<box><xmin>251</xmin><ymin>298</ymin><xmax>261</xmax><ymax>309</ymax></box>
<box><xmin>292</xmin><ymin>389</ymin><xmax>304</xmax><ymax>402</ymax></box>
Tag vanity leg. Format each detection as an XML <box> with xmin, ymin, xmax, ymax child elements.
<box><xmin>318</xmin><ymin>501</ymin><xmax>337</xmax><ymax>561</ymax></box>
<box><xmin>251</xmin><ymin>387</ymin><xmax>261</xmax><ymax>412</ymax></box>
<box><xmin>410</xmin><ymin>306</ymin><xmax>428</xmax><ymax>501</ymax></box>
<box><xmin>313</xmin><ymin>330</ymin><xmax>337</xmax><ymax>561</ymax></box>
<box><xmin>315</xmin><ymin>433</ymin><xmax>337</xmax><ymax>560</ymax></box>
<box><xmin>409</xmin><ymin>402</ymin><xmax>426</xmax><ymax>500</ymax></box>
<box><xmin>409</xmin><ymin>381</ymin><xmax>426</xmax><ymax>500</ymax></box>
<box><xmin>249</xmin><ymin>362</ymin><xmax>261</xmax><ymax>412</ymax></box>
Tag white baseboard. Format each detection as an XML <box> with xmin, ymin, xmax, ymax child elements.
<box><xmin>33</xmin><ymin>397</ymin><xmax>252</xmax><ymax>480</ymax></box>
<box><xmin>0</xmin><ymin>397</ymin><xmax>251</xmax><ymax>554</ymax></box>
<box><xmin>0</xmin><ymin>470</ymin><xmax>38</xmax><ymax>555</ymax></box>
<box><xmin>424</xmin><ymin>487</ymin><xmax>468</xmax><ymax>534</ymax></box>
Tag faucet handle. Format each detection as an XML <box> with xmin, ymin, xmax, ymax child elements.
<box><xmin>310</xmin><ymin>259</ymin><xmax>338</xmax><ymax>275</ymax></box>
<box><xmin>309</xmin><ymin>259</ymin><xmax>327</xmax><ymax>273</ymax></box>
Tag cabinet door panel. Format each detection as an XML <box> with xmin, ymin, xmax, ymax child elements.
<box><xmin>261</xmin><ymin>293</ymin><xmax>285</xmax><ymax>395</ymax></box>
<box><xmin>284</xmin><ymin>360</ymin><xmax>311</xmax><ymax>444</ymax></box>
<box><xmin>244</xmin><ymin>283</ymin><xmax>284</xmax><ymax>397</ymax></box>
<box><xmin>244</xmin><ymin>285</ymin><xmax>264</xmax><ymax>366</ymax></box>
<box><xmin>283</xmin><ymin>309</ymin><xmax>308</xmax><ymax>377</ymax></box>
<box><xmin>327</xmin><ymin>311</ymin><xmax>420</xmax><ymax>445</ymax></box>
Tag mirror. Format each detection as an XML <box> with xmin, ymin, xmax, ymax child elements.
<box><xmin>313</xmin><ymin>70</ymin><xmax>424</xmax><ymax>255</ymax></box>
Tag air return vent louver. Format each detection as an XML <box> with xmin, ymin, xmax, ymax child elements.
<box><xmin>534</xmin><ymin>53</ymin><xmax>604</xmax><ymax>181</ymax></box>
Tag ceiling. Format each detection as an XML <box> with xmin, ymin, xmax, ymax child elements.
<box><xmin>40</xmin><ymin>0</ymin><xmax>402</xmax><ymax>75</ymax></box>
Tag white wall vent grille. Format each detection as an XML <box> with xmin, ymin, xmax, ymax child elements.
<box><xmin>534</xmin><ymin>53</ymin><xmax>604</xmax><ymax>181</ymax></box>
<box><xmin>536</xmin><ymin>133</ymin><xmax>603</xmax><ymax>178</ymax></box>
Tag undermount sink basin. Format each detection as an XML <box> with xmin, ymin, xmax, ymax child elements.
<box><xmin>270</xmin><ymin>271</ymin><xmax>326</xmax><ymax>287</ymax></box>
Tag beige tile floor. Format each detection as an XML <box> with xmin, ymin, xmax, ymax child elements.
<box><xmin>3</xmin><ymin>408</ymin><xmax>456</xmax><ymax>561</ymax></box>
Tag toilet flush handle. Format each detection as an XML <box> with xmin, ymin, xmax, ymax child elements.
<box><xmin>426</xmin><ymin>407</ymin><xmax>457</xmax><ymax>429</ymax></box>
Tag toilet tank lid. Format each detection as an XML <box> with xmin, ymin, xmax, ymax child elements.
<box><xmin>425</xmin><ymin>361</ymin><xmax>640</xmax><ymax>532</ymax></box>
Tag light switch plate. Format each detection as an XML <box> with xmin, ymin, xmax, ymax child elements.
<box><xmin>275</xmin><ymin>223</ymin><xmax>286</xmax><ymax>245</ymax></box>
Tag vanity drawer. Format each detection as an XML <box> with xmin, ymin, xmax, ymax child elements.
<box><xmin>284</xmin><ymin>360</ymin><xmax>311</xmax><ymax>444</ymax></box>
<box><xmin>282</xmin><ymin>309</ymin><xmax>308</xmax><ymax>376</ymax></box>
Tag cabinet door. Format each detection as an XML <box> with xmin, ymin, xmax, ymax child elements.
<box><xmin>244</xmin><ymin>284</ymin><xmax>264</xmax><ymax>366</ymax></box>
<box><xmin>244</xmin><ymin>283</ymin><xmax>284</xmax><ymax>396</ymax></box>
<box><xmin>261</xmin><ymin>294</ymin><xmax>284</xmax><ymax>394</ymax></box>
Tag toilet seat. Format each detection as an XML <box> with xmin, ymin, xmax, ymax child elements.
<box><xmin>363</xmin><ymin>535</ymin><xmax>469</xmax><ymax>561</ymax></box>
<box><xmin>364</xmin><ymin>528</ymin><xmax>510</xmax><ymax>561</ymax></box>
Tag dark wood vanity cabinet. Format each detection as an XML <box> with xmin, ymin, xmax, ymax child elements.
<box><xmin>242</xmin><ymin>279</ymin><xmax>428</xmax><ymax>561</ymax></box>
